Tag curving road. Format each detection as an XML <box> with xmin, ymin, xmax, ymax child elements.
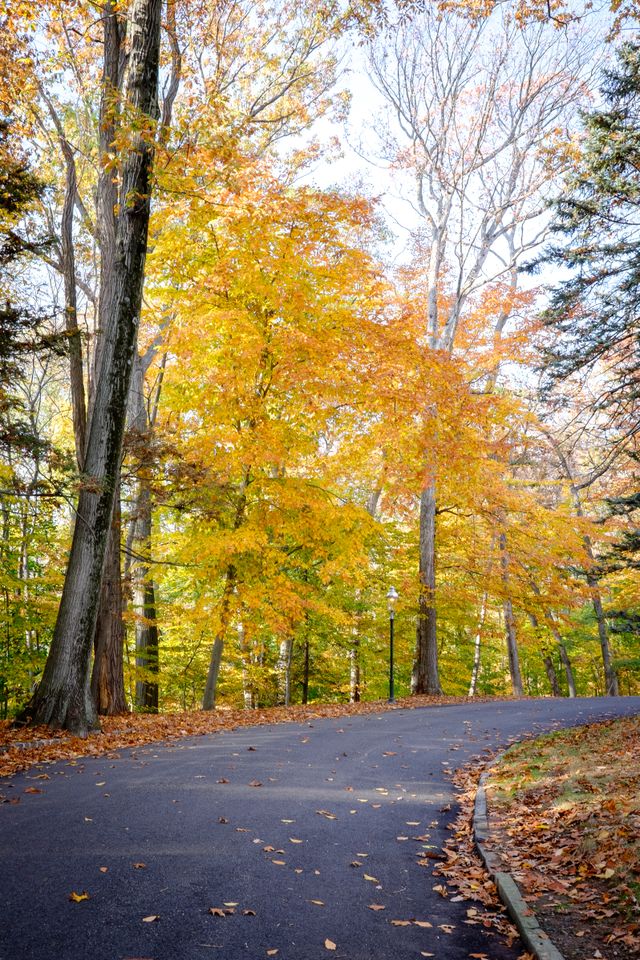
<box><xmin>2</xmin><ymin>696</ymin><xmax>639</xmax><ymax>960</ymax></box>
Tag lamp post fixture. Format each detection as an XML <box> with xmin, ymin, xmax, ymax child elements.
<box><xmin>386</xmin><ymin>586</ymin><xmax>399</xmax><ymax>703</ymax></box>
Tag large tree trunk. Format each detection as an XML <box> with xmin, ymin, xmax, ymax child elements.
<box><xmin>412</xmin><ymin>479</ymin><xmax>443</xmax><ymax>695</ymax></box>
<box><xmin>18</xmin><ymin>0</ymin><xmax>163</xmax><ymax>734</ymax></box>
<box><xmin>500</xmin><ymin>532</ymin><xmax>523</xmax><ymax>696</ymax></box>
<box><xmin>91</xmin><ymin>498</ymin><xmax>127</xmax><ymax>714</ymax></box>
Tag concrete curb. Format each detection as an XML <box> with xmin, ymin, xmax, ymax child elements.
<box><xmin>474</xmin><ymin>758</ymin><xmax>567</xmax><ymax>960</ymax></box>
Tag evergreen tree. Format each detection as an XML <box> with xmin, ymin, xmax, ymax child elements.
<box><xmin>541</xmin><ymin>42</ymin><xmax>640</xmax><ymax>422</ymax></box>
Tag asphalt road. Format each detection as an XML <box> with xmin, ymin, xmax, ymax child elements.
<box><xmin>2</xmin><ymin>696</ymin><xmax>640</xmax><ymax>960</ymax></box>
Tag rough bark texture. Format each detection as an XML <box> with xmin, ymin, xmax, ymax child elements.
<box><xmin>91</xmin><ymin>500</ymin><xmax>127</xmax><ymax>714</ymax></box>
<box><xmin>19</xmin><ymin>0</ymin><xmax>162</xmax><ymax>733</ymax></box>
<box><xmin>412</xmin><ymin>479</ymin><xmax>443</xmax><ymax>695</ymax></box>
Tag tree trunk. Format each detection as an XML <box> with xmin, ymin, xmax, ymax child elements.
<box><xmin>468</xmin><ymin>592</ymin><xmax>487</xmax><ymax>697</ymax></box>
<box><xmin>543</xmin><ymin>655</ymin><xmax>561</xmax><ymax>696</ymax></box>
<box><xmin>18</xmin><ymin>0</ymin><xmax>163</xmax><ymax>734</ymax></box>
<box><xmin>302</xmin><ymin>639</ymin><xmax>310</xmax><ymax>704</ymax></box>
<box><xmin>202</xmin><ymin>565</ymin><xmax>236</xmax><ymax>710</ymax></box>
<box><xmin>350</xmin><ymin>634</ymin><xmax>360</xmax><ymax>703</ymax></box>
<box><xmin>238</xmin><ymin>622</ymin><xmax>254</xmax><ymax>709</ymax></box>
<box><xmin>277</xmin><ymin>637</ymin><xmax>293</xmax><ymax>707</ymax></box>
<box><xmin>135</xmin><ymin>579</ymin><xmax>159</xmax><ymax>711</ymax></box>
<box><xmin>412</xmin><ymin>479</ymin><xmax>443</xmax><ymax>695</ymax></box>
<box><xmin>131</xmin><ymin>482</ymin><xmax>159</xmax><ymax>711</ymax></box>
<box><xmin>202</xmin><ymin>637</ymin><xmax>224</xmax><ymax>710</ymax></box>
<box><xmin>500</xmin><ymin>532</ymin><xmax>523</xmax><ymax>696</ymax></box>
<box><xmin>546</xmin><ymin>434</ymin><xmax>619</xmax><ymax>696</ymax></box>
<box><xmin>91</xmin><ymin>497</ymin><xmax>127</xmax><ymax>714</ymax></box>
<box><xmin>557</xmin><ymin>638</ymin><xmax>576</xmax><ymax>697</ymax></box>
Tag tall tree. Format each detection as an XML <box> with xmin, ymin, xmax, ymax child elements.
<box><xmin>367</xmin><ymin>3</ymin><xmax>592</xmax><ymax>693</ymax></box>
<box><xmin>19</xmin><ymin>0</ymin><xmax>163</xmax><ymax>733</ymax></box>
<box><xmin>539</xmin><ymin>43</ymin><xmax>640</xmax><ymax>694</ymax></box>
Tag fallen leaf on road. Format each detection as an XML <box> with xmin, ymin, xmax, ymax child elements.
<box><xmin>414</xmin><ymin>921</ymin><xmax>432</xmax><ymax>928</ymax></box>
<box><xmin>438</xmin><ymin>924</ymin><xmax>455</xmax><ymax>934</ymax></box>
<box><xmin>289</xmin><ymin>838</ymin><xmax>303</xmax><ymax>844</ymax></box>
<box><xmin>243</xmin><ymin>909</ymin><xmax>256</xmax><ymax>916</ymax></box>
<box><xmin>142</xmin><ymin>915</ymin><xmax>159</xmax><ymax>922</ymax></box>
<box><xmin>308</xmin><ymin>900</ymin><xmax>324</xmax><ymax>906</ymax></box>
<box><xmin>363</xmin><ymin>874</ymin><xmax>378</xmax><ymax>882</ymax></box>
<box><xmin>208</xmin><ymin>908</ymin><xmax>225</xmax><ymax>917</ymax></box>
<box><xmin>390</xmin><ymin>920</ymin><xmax>411</xmax><ymax>926</ymax></box>
<box><xmin>249</xmin><ymin>780</ymin><xmax>263</xmax><ymax>787</ymax></box>
<box><xmin>69</xmin><ymin>891</ymin><xmax>90</xmax><ymax>902</ymax></box>
<box><xmin>223</xmin><ymin>902</ymin><xmax>238</xmax><ymax>907</ymax></box>
<box><xmin>324</xmin><ymin>939</ymin><xmax>336</xmax><ymax>951</ymax></box>
<box><xmin>316</xmin><ymin>810</ymin><xmax>337</xmax><ymax>819</ymax></box>
<box><xmin>24</xmin><ymin>787</ymin><xmax>42</xmax><ymax>794</ymax></box>
<box><xmin>266</xmin><ymin>950</ymin><xmax>278</xmax><ymax>956</ymax></box>
<box><xmin>217</xmin><ymin>778</ymin><xmax>229</xmax><ymax>784</ymax></box>
<box><xmin>133</xmin><ymin>862</ymin><xmax>146</xmax><ymax>869</ymax></box>
<box><xmin>99</xmin><ymin>867</ymin><xmax>108</xmax><ymax>873</ymax></box>
<box><xmin>272</xmin><ymin>860</ymin><xmax>286</xmax><ymax>866</ymax></box>
<box><xmin>350</xmin><ymin>861</ymin><xmax>362</xmax><ymax>867</ymax></box>
<box><xmin>368</xmin><ymin>904</ymin><xmax>385</xmax><ymax>911</ymax></box>
<box><xmin>218</xmin><ymin>817</ymin><xmax>228</xmax><ymax>823</ymax></box>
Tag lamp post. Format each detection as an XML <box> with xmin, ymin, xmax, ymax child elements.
<box><xmin>387</xmin><ymin>586</ymin><xmax>399</xmax><ymax>703</ymax></box>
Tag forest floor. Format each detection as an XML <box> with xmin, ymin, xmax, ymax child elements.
<box><xmin>479</xmin><ymin>715</ymin><xmax>640</xmax><ymax>960</ymax></box>
<box><xmin>0</xmin><ymin>693</ymin><xmax>510</xmax><ymax>779</ymax></box>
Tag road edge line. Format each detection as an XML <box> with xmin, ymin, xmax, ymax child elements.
<box><xmin>473</xmin><ymin>758</ymin><xmax>567</xmax><ymax>960</ymax></box>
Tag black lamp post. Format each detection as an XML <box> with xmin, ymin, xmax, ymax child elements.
<box><xmin>387</xmin><ymin>586</ymin><xmax>399</xmax><ymax>703</ymax></box>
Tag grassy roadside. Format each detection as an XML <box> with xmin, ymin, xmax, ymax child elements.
<box><xmin>485</xmin><ymin>715</ymin><xmax>640</xmax><ymax>960</ymax></box>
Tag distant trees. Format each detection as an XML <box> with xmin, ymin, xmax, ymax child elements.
<box><xmin>366</xmin><ymin>3</ymin><xmax>593</xmax><ymax>694</ymax></box>
<box><xmin>541</xmin><ymin>42</ymin><xmax>640</xmax><ymax>695</ymax></box>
